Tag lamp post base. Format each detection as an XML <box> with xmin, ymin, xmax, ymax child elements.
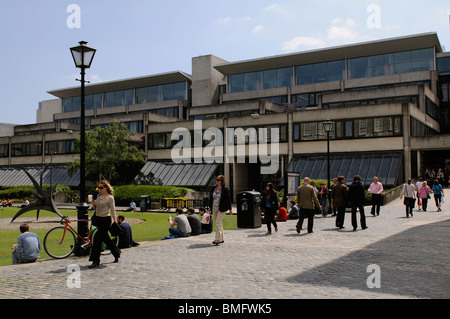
<box><xmin>73</xmin><ymin>202</ymin><xmax>90</xmax><ymax>256</ymax></box>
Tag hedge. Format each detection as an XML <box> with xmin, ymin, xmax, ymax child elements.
<box><xmin>0</xmin><ymin>185</ymin><xmax>70</xmax><ymax>200</ymax></box>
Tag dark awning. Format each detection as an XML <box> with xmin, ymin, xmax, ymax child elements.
<box><xmin>0</xmin><ymin>166</ymin><xmax>80</xmax><ymax>187</ymax></box>
<box><xmin>136</xmin><ymin>161</ymin><xmax>219</xmax><ymax>188</ymax></box>
<box><xmin>287</xmin><ymin>152</ymin><xmax>402</xmax><ymax>186</ymax></box>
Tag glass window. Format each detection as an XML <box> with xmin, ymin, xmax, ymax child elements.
<box><xmin>441</xmin><ymin>83</ymin><xmax>449</xmax><ymax>102</ymax></box>
<box><xmin>105</xmin><ymin>92</ymin><xmax>115</xmax><ymax>107</ymax></box>
<box><xmin>438</xmin><ymin>56</ymin><xmax>450</xmax><ymax>75</ymax></box>
<box><xmin>301</xmin><ymin>159</ymin><xmax>315</xmax><ymax>178</ymax></box>
<box><xmin>278</xmin><ymin>68</ymin><xmax>292</xmax><ymax>87</ymax></box>
<box><xmin>296</xmin><ymin>60</ymin><xmax>344</xmax><ymax>85</ymax></box>
<box><xmin>263</xmin><ymin>69</ymin><xmax>278</xmax><ymax>89</ymax></box>
<box><xmin>378</xmin><ymin>155</ymin><xmax>392</xmax><ymax>182</ymax></box>
<box><xmin>148</xmin><ymin>86</ymin><xmax>159</xmax><ymax>102</ymax></box>
<box><xmin>229</xmin><ymin>74</ymin><xmax>244</xmax><ymax>93</ymax></box>
<box><xmin>296</xmin><ymin>64</ymin><xmax>313</xmax><ymax>85</ymax></box>
<box><xmin>163</xmin><ymin>84</ymin><xmax>174</xmax><ymax>100</ymax></box>
<box><xmin>0</xmin><ymin>145</ymin><xmax>8</xmax><ymax>157</ymax></box>
<box><xmin>386</xmin><ymin>154</ymin><xmax>401</xmax><ymax>185</ymax></box>
<box><xmin>173</xmin><ymin>82</ymin><xmax>187</xmax><ymax>100</ymax></box>
<box><xmin>330</xmin><ymin>156</ymin><xmax>343</xmax><ymax>179</ymax></box>
<box><xmin>310</xmin><ymin>157</ymin><xmax>325</xmax><ymax>178</ymax></box>
<box><xmin>293</xmin><ymin>124</ymin><xmax>300</xmax><ymax>141</ymax></box>
<box><xmin>244</xmin><ymin>72</ymin><xmax>257</xmax><ymax>91</ymax></box>
<box><xmin>345</xmin><ymin>121</ymin><xmax>353</xmax><ymax>137</ymax></box>
<box><xmin>136</xmin><ymin>87</ymin><xmax>148</xmax><ymax>104</ymax></box>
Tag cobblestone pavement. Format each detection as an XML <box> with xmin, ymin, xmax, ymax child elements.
<box><xmin>0</xmin><ymin>197</ymin><xmax>449</xmax><ymax>299</ymax></box>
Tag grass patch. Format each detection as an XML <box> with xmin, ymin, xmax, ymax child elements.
<box><xmin>0</xmin><ymin>207</ymin><xmax>237</xmax><ymax>267</ymax></box>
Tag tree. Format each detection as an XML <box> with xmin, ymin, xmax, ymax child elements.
<box><xmin>68</xmin><ymin>121</ymin><xmax>147</xmax><ymax>184</ymax></box>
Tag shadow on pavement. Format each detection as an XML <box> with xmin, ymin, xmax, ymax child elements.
<box><xmin>286</xmin><ymin>218</ymin><xmax>450</xmax><ymax>298</ymax></box>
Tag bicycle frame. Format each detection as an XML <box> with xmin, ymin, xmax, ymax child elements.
<box><xmin>59</xmin><ymin>217</ymin><xmax>94</xmax><ymax>246</ymax></box>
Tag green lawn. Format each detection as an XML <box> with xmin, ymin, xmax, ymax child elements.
<box><xmin>0</xmin><ymin>208</ymin><xmax>237</xmax><ymax>266</ymax></box>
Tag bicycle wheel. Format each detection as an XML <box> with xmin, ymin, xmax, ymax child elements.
<box><xmin>91</xmin><ymin>228</ymin><xmax>117</xmax><ymax>255</ymax></box>
<box><xmin>44</xmin><ymin>226</ymin><xmax>76</xmax><ymax>259</ymax></box>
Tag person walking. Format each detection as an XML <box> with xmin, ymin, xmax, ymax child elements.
<box><xmin>260</xmin><ymin>182</ymin><xmax>280</xmax><ymax>235</ymax></box>
<box><xmin>368</xmin><ymin>176</ymin><xmax>383</xmax><ymax>216</ymax></box>
<box><xmin>332</xmin><ymin>176</ymin><xmax>348</xmax><ymax>229</ymax></box>
<box><xmin>318</xmin><ymin>182</ymin><xmax>329</xmax><ymax>217</ymax></box>
<box><xmin>433</xmin><ymin>179</ymin><xmax>444</xmax><ymax>212</ymax></box>
<box><xmin>209</xmin><ymin>175</ymin><xmax>232</xmax><ymax>245</ymax></box>
<box><xmin>348</xmin><ymin>175</ymin><xmax>367</xmax><ymax>231</ymax></box>
<box><xmin>88</xmin><ymin>180</ymin><xmax>121</xmax><ymax>268</ymax></box>
<box><xmin>418</xmin><ymin>181</ymin><xmax>432</xmax><ymax>212</ymax></box>
<box><xmin>415</xmin><ymin>178</ymin><xmax>423</xmax><ymax>211</ymax></box>
<box><xmin>296</xmin><ymin>177</ymin><xmax>321</xmax><ymax>234</ymax></box>
<box><xmin>400</xmin><ymin>178</ymin><xmax>416</xmax><ymax>218</ymax></box>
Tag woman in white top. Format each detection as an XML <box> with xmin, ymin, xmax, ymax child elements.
<box><xmin>88</xmin><ymin>180</ymin><xmax>121</xmax><ymax>268</ymax></box>
<box><xmin>400</xmin><ymin>178</ymin><xmax>416</xmax><ymax>218</ymax></box>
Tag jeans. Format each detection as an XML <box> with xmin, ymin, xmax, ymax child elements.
<box><xmin>405</xmin><ymin>197</ymin><xmax>414</xmax><ymax>217</ymax></box>
<box><xmin>264</xmin><ymin>207</ymin><xmax>278</xmax><ymax>233</ymax></box>
<box><xmin>434</xmin><ymin>194</ymin><xmax>442</xmax><ymax>208</ymax></box>
<box><xmin>371</xmin><ymin>194</ymin><xmax>382</xmax><ymax>215</ymax></box>
<box><xmin>320</xmin><ymin>198</ymin><xmax>328</xmax><ymax>216</ymax></box>
<box><xmin>421</xmin><ymin>198</ymin><xmax>429</xmax><ymax>211</ymax></box>
<box><xmin>336</xmin><ymin>207</ymin><xmax>346</xmax><ymax>228</ymax></box>
<box><xmin>351</xmin><ymin>205</ymin><xmax>366</xmax><ymax>230</ymax></box>
<box><xmin>297</xmin><ymin>208</ymin><xmax>314</xmax><ymax>233</ymax></box>
<box><xmin>169</xmin><ymin>227</ymin><xmax>190</xmax><ymax>237</ymax></box>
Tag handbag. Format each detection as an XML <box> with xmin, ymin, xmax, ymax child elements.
<box><xmin>110</xmin><ymin>222</ymin><xmax>125</xmax><ymax>236</ymax></box>
<box><xmin>91</xmin><ymin>212</ymin><xmax>99</xmax><ymax>227</ymax></box>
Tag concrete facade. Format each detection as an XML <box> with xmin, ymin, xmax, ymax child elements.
<box><xmin>1</xmin><ymin>33</ymin><xmax>449</xmax><ymax>199</ymax></box>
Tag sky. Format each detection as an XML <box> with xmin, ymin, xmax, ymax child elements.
<box><xmin>1</xmin><ymin>0</ymin><xmax>449</xmax><ymax>125</ymax></box>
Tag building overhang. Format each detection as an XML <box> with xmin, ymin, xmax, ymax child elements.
<box><xmin>214</xmin><ymin>33</ymin><xmax>443</xmax><ymax>75</ymax></box>
<box><xmin>48</xmin><ymin>71</ymin><xmax>192</xmax><ymax>99</ymax></box>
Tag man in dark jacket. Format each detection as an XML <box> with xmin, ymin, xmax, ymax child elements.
<box><xmin>348</xmin><ymin>175</ymin><xmax>368</xmax><ymax>231</ymax></box>
<box><xmin>331</xmin><ymin>176</ymin><xmax>348</xmax><ymax>229</ymax></box>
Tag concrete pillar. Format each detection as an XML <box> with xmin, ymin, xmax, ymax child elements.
<box><xmin>402</xmin><ymin>103</ymin><xmax>412</xmax><ymax>181</ymax></box>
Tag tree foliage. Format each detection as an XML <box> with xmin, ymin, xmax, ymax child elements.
<box><xmin>68</xmin><ymin>121</ymin><xmax>147</xmax><ymax>184</ymax></box>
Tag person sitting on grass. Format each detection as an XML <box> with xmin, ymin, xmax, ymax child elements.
<box><xmin>12</xmin><ymin>224</ymin><xmax>40</xmax><ymax>264</ymax></box>
<box><xmin>167</xmin><ymin>207</ymin><xmax>191</xmax><ymax>238</ymax></box>
<box><xmin>116</xmin><ymin>215</ymin><xmax>139</xmax><ymax>248</ymax></box>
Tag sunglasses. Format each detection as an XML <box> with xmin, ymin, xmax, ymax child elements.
<box><xmin>98</xmin><ymin>186</ymin><xmax>104</xmax><ymax>189</ymax></box>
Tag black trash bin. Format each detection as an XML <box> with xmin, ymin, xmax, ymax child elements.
<box><xmin>139</xmin><ymin>195</ymin><xmax>151</xmax><ymax>212</ymax></box>
<box><xmin>237</xmin><ymin>191</ymin><xmax>261</xmax><ymax>228</ymax></box>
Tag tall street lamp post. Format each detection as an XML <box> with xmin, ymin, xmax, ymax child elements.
<box><xmin>323</xmin><ymin>120</ymin><xmax>333</xmax><ymax>214</ymax></box>
<box><xmin>70</xmin><ymin>41</ymin><xmax>96</xmax><ymax>255</ymax></box>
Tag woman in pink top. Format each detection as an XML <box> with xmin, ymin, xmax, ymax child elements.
<box><xmin>418</xmin><ymin>181</ymin><xmax>432</xmax><ymax>212</ymax></box>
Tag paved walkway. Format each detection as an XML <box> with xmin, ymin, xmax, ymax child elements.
<box><xmin>0</xmin><ymin>195</ymin><xmax>449</xmax><ymax>300</ymax></box>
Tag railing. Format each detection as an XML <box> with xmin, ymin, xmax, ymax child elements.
<box><xmin>160</xmin><ymin>197</ymin><xmax>209</xmax><ymax>210</ymax></box>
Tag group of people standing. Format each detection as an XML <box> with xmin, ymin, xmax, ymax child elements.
<box><xmin>258</xmin><ymin>175</ymin><xmax>381</xmax><ymax>235</ymax></box>
<box><xmin>401</xmin><ymin>176</ymin><xmax>445</xmax><ymax>217</ymax></box>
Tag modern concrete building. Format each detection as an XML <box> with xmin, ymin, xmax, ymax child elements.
<box><xmin>1</xmin><ymin>32</ymin><xmax>449</xmax><ymax>201</ymax></box>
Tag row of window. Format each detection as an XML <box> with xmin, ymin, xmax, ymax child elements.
<box><xmin>62</xmin><ymin>81</ymin><xmax>189</xmax><ymax>113</ymax></box>
<box><xmin>0</xmin><ymin>140</ymin><xmax>75</xmax><ymax>158</ymax></box>
<box><xmin>148</xmin><ymin>125</ymin><xmax>288</xmax><ymax>150</ymax></box>
<box><xmin>148</xmin><ymin>116</ymin><xmax>402</xmax><ymax>150</ymax></box>
<box><xmin>410</xmin><ymin>117</ymin><xmax>438</xmax><ymax>137</ymax></box>
<box><xmin>229</xmin><ymin>48</ymin><xmax>434</xmax><ymax>93</ymax></box>
<box><xmin>293</xmin><ymin>117</ymin><xmax>402</xmax><ymax>141</ymax></box>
